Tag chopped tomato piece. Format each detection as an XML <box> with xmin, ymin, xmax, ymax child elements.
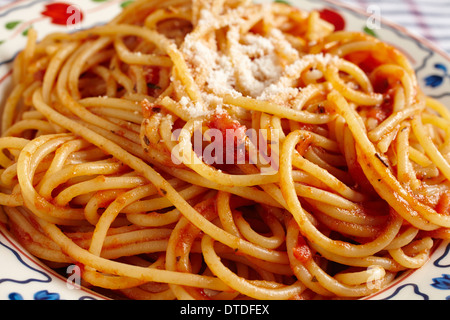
<box><xmin>208</xmin><ymin>113</ymin><xmax>247</xmax><ymax>164</ymax></box>
<box><xmin>436</xmin><ymin>191</ymin><xmax>450</xmax><ymax>215</ymax></box>
<box><xmin>319</xmin><ymin>8</ymin><xmax>345</xmax><ymax>31</ymax></box>
<box><xmin>292</xmin><ymin>235</ymin><xmax>312</xmax><ymax>263</ymax></box>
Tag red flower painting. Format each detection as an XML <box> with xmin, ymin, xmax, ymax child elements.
<box><xmin>41</xmin><ymin>2</ymin><xmax>84</xmax><ymax>26</ymax></box>
<box><xmin>319</xmin><ymin>8</ymin><xmax>345</xmax><ymax>31</ymax></box>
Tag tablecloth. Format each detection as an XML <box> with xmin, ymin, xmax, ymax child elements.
<box><xmin>338</xmin><ymin>0</ymin><xmax>450</xmax><ymax>53</ymax></box>
<box><xmin>0</xmin><ymin>0</ymin><xmax>449</xmax><ymax>53</ymax></box>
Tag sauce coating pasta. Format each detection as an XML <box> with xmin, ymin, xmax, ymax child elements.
<box><xmin>1</xmin><ymin>0</ymin><xmax>450</xmax><ymax>300</ymax></box>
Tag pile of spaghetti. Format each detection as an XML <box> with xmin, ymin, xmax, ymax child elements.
<box><xmin>1</xmin><ymin>0</ymin><xmax>450</xmax><ymax>300</ymax></box>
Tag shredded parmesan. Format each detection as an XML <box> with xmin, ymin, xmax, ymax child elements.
<box><xmin>178</xmin><ymin>6</ymin><xmax>341</xmax><ymax>117</ymax></box>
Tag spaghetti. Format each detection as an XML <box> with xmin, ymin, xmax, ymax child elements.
<box><xmin>1</xmin><ymin>0</ymin><xmax>450</xmax><ymax>300</ymax></box>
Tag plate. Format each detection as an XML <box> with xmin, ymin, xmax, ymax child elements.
<box><xmin>1</xmin><ymin>0</ymin><xmax>450</xmax><ymax>300</ymax></box>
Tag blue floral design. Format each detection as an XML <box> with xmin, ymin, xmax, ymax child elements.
<box><xmin>431</xmin><ymin>274</ymin><xmax>450</xmax><ymax>299</ymax></box>
<box><xmin>433</xmin><ymin>241</ymin><xmax>450</xmax><ymax>268</ymax></box>
<box><xmin>8</xmin><ymin>290</ymin><xmax>61</xmax><ymax>300</ymax></box>
<box><xmin>0</xmin><ymin>240</ymin><xmax>51</xmax><ymax>285</ymax></box>
<box><xmin>431</xmin><ymin>243</ymin><xmax>450</xmax><ymax>299</ymax></box>
<box><xmin>432</xmin><ymin>274</ymin><xmax>450</xmax><ymax>290</ymax></box>
<box><xmin>382</xmin><ymin>283</ymin><xmax>429</xmax><ymax>300</ymax></box>
<box><xmin>424</xmin><ymin>63</ymin><xmax>450</xmax><ymax>88</ymax></box>
<box><xmin>431</xmin><ymin>274</ymin><xmax>450</xmax><ymax>289</ymax></box>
